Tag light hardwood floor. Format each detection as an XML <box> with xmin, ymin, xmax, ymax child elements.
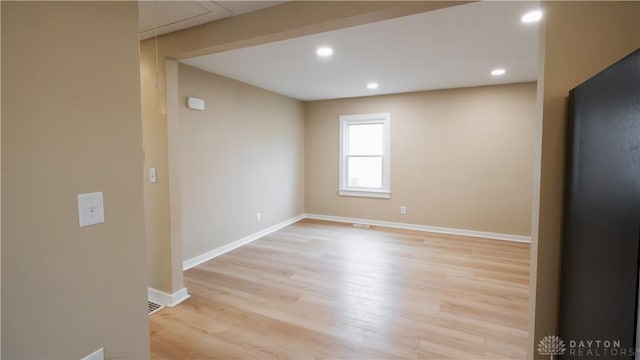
<box><xmin>150</xmin><ymin>219</ymin><xmax>530</xmax><ymax>359</ymax></box>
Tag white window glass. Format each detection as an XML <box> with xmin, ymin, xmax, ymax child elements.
<box><xmin>347</xmin><ymin>156</ymin><xmax>383</xmax><ymax>188</ymax></box>
<box><xmin>348</xmin><ymin>124</ymin><xmax>383</xmax><ymax>155</ymax></box>
<box><xmin>338</xmin><ymin>113</ymin><xmax>391</xmax><ymax>199</ymax></box>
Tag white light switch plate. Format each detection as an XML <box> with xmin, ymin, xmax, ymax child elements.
<box><xmin>149</xmin><ymin>167</ymin><xmax>157</xmax><ymax>183</ymax></box>
<box><xmin>78</xmin><ymin>192</ymin><xmax>105</xmax><ymax>227</ymax></box>
<box><xmin>81</xmin><ymin>348</ymin><xmax>104</xmax><ymax>360</ymax></box>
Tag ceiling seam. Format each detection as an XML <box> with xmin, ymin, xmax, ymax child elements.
<box><xmin>140</xmin><ymin>11</ymin><xmax>217</xmax><ymax>34</ymax></box>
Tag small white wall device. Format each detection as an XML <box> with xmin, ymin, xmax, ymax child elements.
<box><xmin>187</xmin><ymin>97</ymin><xmax>205</xmax><ymax>111</ymax></box>
<box><xmin>78</xmin><ymin>192</ymin><xmax>105</xmax><ymax>227</ymax></box>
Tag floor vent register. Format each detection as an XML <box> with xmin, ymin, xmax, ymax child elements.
<box><xmin>148</xmin><ymin>301</ymin><xmax>164</xmax><ymax>315</ymax></box>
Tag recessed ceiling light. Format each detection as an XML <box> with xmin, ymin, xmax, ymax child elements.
<box><xmin>367</xmin><ymin>82</ymin><xmax>379</xmax><ymax>89</ymax></box>
<box><xmin>521</xmin><ymin>10</ymin><xmax>543</xmax><ymax>23</ymax></box>
<box><xmin>491</xmin><ymin>68</ymin><xmax>506</xmax><ymax>76</ymax></box>
<box><xmin>316</xmin><ymin>47</ymin><xmax>333</xmax><ymax>57</ymax></box>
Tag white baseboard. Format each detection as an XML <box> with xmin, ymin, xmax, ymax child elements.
<box><xmin>182</xmin><ymin>214</ymin><xmax>306</xmax><ymax>271</ymax></box>
<box><xmin>148</xmin><ymin>287</ymin><xmax>190</xmax><ymax>307</ymax></box>
<box><xmin>180</xmin><ymin>213</ymin><xmax>529</xmax><ymax>273</ymax></box>
<box><xmin>304</xmin><ymin>213</ymin><xmax>531</xmax><ymax>243</ymax></box>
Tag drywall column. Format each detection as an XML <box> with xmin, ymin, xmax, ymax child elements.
<box><xmin>529</xmin><ymin>2</ymin><xmax>640</xmax><ymax>358</ymax></box>
<box><xmin>1</xmin><ymin>3</ymin><xmax>3</xmax><ymax>355</ymax></box>
<box><xmin>2</xmin><ymin>2</ymin><xmax>149</xmax><ymax>358</ymax></box>
<box><xmin>140</xmin><ymin>38</ymin><xmax>178</xmax><ymax>296</ymax></box>
<box><xmin>165</xmin><ymin>59</ymin><xmax>186</xmax><ymax>293</ymax></box>
<box><xmin>0</xmin><ymin>3</ymin><xmax>3</xmax><ymax>355</ymax></box>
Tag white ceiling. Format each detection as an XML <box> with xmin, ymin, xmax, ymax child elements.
<box><xmin>180</xmin><ymin>1</ymin><xmax>541</xmax><ymax>101</ymax></box>
<box><xmin>139</xmin><ymin>1</ymin><xmax>288</xmax><ymax>40</ymax></box>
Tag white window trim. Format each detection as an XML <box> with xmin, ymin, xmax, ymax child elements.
<box><xmin>338</xmin><ymin>112</ymin><xmax>391</xmax><ymax>199</ymax></box>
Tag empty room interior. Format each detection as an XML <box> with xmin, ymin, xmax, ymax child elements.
<box><xmin>2</xmin><ymin>1</ymin><xmax>639</xmax><ymax>359</ymax></box>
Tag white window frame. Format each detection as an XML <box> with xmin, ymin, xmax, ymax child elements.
<box><xmin>338</xmin><ymin>112</ymin><xmax>391</xmax><ymax>199</ymax></box>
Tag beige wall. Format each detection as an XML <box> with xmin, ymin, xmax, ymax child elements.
<box><xmin>177</xmin><ymin>64</ymin><xmax>305</xmax><ymax>261</ymax></box>
<box><xmin>140</xmin><ymin>0</ymin><xmax>463</xmax><ymax>295</ymax></box>
<box><xmin>529</xmin><ymin>2</ymin><xmax>640</xmax><ymax>357</ymax></box>
<box><xmin>305</xmin><ymin>83</ymin><xmax>536</xmax><ymax>236</ymax></box>
<box><xmin>141</xmin><ymin>39</ymin><xmax>177</xmax><ymax>294</ymax></box>
<box><xmin>1</xmin><ymin>2</ymin><xmax>149</xmax><ymax>358</ymax></box>
<box><xmin>1</xmin><ymin>2</ymin><xmax>3</xmax><ymax>355</ymax></box>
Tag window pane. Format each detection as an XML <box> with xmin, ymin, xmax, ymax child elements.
<box><xmin>348</xmin><ymin>123</ymin><xmax>383</xmax><ymax>155</ymax></box>
<box><xmin>347</xmin><ymin>156</ymin><xmax>382</xmax><ymax>188</ymax></box>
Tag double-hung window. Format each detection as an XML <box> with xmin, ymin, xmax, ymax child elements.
<box><xmin>338</xmin><ymin>113</ymin><xmax>391</xmax><ymax>198</ymax></box>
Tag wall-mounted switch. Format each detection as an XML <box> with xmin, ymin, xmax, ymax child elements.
<box><xmin>81</xmin><ymin>348</ymin><xmax>104</xmax><ymax>360</ymax></box>
<box><xmin>78</xmin><ymin>192</ymin><xmax>105</xmax><ymax>227</ymax></box>
<box><xmin>400</xmin><ymin>206</ymin><xmax>407</xmax><ymax>215</ymax></box>
<box><xmin>256</xmin><ymin>213</ymin><xmax>261</xmax><ymax>222</ymax></box>
<box><xmin>149</xmin><ymin>168</ymin><xmax>157</xmax><ymax>183</ymax></box>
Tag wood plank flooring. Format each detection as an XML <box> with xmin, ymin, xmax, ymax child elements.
<box><xmin>150</xmin><ymin>219</ymin><xmax>530</xmax><ymax>359</ymax></box>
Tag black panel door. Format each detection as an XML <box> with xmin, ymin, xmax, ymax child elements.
<box><xmin>560</xmin><ymin>49</ymin><xmax>640</xmax><ymax>359</ymax></box>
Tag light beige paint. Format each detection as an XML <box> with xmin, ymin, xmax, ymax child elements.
<box><xmin>177</xmin><ymin>64</ymin><xmax>305</xmax><ymax>261</ymax></box>
<box><xmin>305</xmin><ymin>83</ymin><xmax>536</xmax><ymax>236</ymax></box>
<box><xmin>0</xmin><ymin>3</ymin><xmax>3</xmax><ymax>355</ymax></box>
<box><xmin>1</xmin><ymin>2</ymin><xmax>149</xmax><ymax>358</ymax></box>
<box><xmin>141</xmin><ymin>1</ymin><xmax>465</xmax><ymax>294</ymax></box>
<box><xmin>140</xmin><ymin>39</ymin><xmax>175</xmax><ymax>294</ymax></box>
<box><xmin>528</xmin><ymin>2</ymin><xmax>640</xmax><ymax>357</ymax></box>
<box><xmin>165</xmin><ymin>59</ymin><xmax>185</xmax><ymax>292</ymax></box>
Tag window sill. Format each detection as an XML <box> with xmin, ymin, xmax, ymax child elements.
<box><xmin>338</xmin><ymin>189</ymin><xmax>391</xmax><ymax>199</ymax></box>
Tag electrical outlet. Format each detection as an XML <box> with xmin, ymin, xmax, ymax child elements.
<box><xmin>400</xmin><ymin>206</ymin><xmax>407</xmax><ymax>215</ymax></box>
<box><xmin>256</xmin><ymin>213</ymin><xmax>261</xmax><ymax>222</ymax></box>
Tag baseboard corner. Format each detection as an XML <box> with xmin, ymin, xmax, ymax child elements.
<box><xmin>148</xmin><ymin>287</ymin><xmax>190</xmax><ymax>307</ymax></box>
<box><xmin>182</xmin><ymin>213</ymin><xmax>306</xmax><ymax>271</ymax></box>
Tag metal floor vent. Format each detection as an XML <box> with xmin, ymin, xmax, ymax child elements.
<box><xmin>148</xmin><ymin>301</ymin><xmax>164</xmax><ymax>315</ymax></box>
